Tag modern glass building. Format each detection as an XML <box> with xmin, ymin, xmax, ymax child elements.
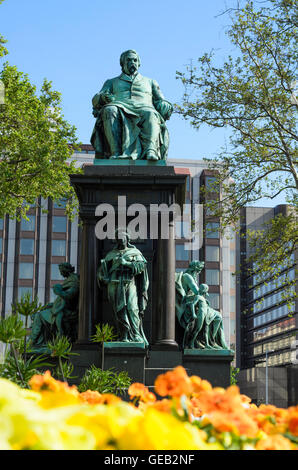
<box><xmin>236</xmin><ymin>205</ymin><xmax>297</xmax><ymax>406</ymax></box>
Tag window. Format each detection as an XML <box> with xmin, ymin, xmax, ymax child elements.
<box><xmin>53</xmin><ymin>198</ymin><xmax>67</xmax><ymax>209</ymax></box>
<box><xmin>208</xmin><ymin>293</ymin><xmax>220</xmax><ymax>310</ymax></box>
<box><xmin>52</xmin><ymin>239</ymin><xmax>66</xmax><ymax>257</ymax></box>
<box><xmin>18</xmin><ymin>287</ymin><xmax>33</xmax><ymax>300</ymax></box>
<box><xmin>230</xmin><ymin>272</ymin><xmax>236</xmax><ymax>289</ymax></box>
<box><xmin>19</xmin><ymin>262</ymin><xmax>34</xmax><ymax>279</ymax></box>
<box><xmin>205</xmin><ymin>245</ymin><xmax>220</xmax><ymax>262</ymax></box>
<box><xmin>230</xmin><ymin>319</ymin><xmax>236</xmax><ymax>336</ymax></box>
<box><xmin>0</xmin><ymin>219</ymin><xmax>3</xmax><ymax>230</ymax></box>
<box><xmin>51</xmin><ymin>264</ymin><xmax>64</xmax><ymax>280</ymax></box>
<box><xmin>230</xmin><ymin>295</ymin><xmax>236</xmax><ymax>313</ymax></box>
<box><xmin>205</xmin><ymin>269</ymin><xmax>220</xmax><ymax>285</ymax></box>
<box><xmin>50</xmin><ymin>289</ymin><xmax>57</xmax><ymax>302</ymax></box>
<box><xmin>186</xmin><ymin>176</ymin><xmax>190</xmax><ymax>192</ymax></box>
<box><xmin>21</xmin><ymin>215</ymin><xmax>35</xmax><ymax>231</ymax></box>
<box><xmin>176</xmin><ymin>244</ymin><xmax>189</xmax><ymax>261</ymax></box>
<box><xmin>20</xmin><ymin>238</ymin><xmax>34</xmax><ymax>255</ymax></box>
<box><xmin>0</xmin><ymin>237</ymin><xmax>2</xmax><ymax>254</ymax></box>
<box><xmin>205</xmin><ymin>176</ymin><xmax>219</xmax><ymax>192</ymax></box>
<box><xmin>205</xmin><ymin>222</ymin><xmax>219</xmax><ymax>238</ymax></box>
<box><xmin>175</xmin><ymin>221</ymin><xmax>190</xmax><ymax>239</ymax></box>
<box><xmin>52</xmin><ymin>216</ymin><xmax>67</xmax><ymax>233</ymax></box>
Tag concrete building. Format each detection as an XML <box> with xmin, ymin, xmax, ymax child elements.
<box><xmin>236</xmin><ymin>205</ymin><xmax>297</xmax><ymax>407</ymax></box>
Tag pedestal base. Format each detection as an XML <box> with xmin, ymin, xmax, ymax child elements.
<box><xmin>103</xmin><ymin>343</ymin><xmax>147</xmax><ymax>384</ymax></box>
<box><xmin>182</xmin><ymin>349</ymin><xmax>234</xmax><ymax>388</ymax></box>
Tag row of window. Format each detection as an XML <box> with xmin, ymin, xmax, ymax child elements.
<box><xmin>253</xmin><ymin>286</ymin><xmax>296</xmax><ymax>314</ymax></box>
<box><xmin>17</xmin><ymin>238</ymin><xmax>67</xmax><ymax>256</ymax></box>
<box><xmin>20</xmin><ymin>215</ymin><xmax>68</xmax><ymax>232</ymax></box>
<box><xmin>176</xmin><ymin>245</ymin><xmax>223</xmax><ymax>263</ymax></box>
<box><xmin>252</xmin><ymin>317</ymin><xmax>296</xmax><ymax>342</ymax></box>
<box><xmin>252</xmin><ymin>257</ymin><xmax>295</xmax><ymax>287</ymax></box>
<box><xmin>253</xmin><ymin>334</ymin><xmax>294</xmax><ymax>356</ymax></box>
<box><xmin>256</xmin><ymin>350</ymin><xmax>296</xmax><ymax>367</ymax></box>
<box><xmin>18</xmin><ymin>262</ymin><xmax>65</xmax><ymax>280</ymax></box>
<box><xmin>252</xmin><ymin>268</ymin><xmax>296</xmax><ymax>301</ymax></box>
<box><xmin>253</xmin><ymin>303</ymin><xmax>295</xmax><ymax>328</ymax></box>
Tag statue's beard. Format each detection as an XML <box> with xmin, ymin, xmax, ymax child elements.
<box><xmin>124</xmin><ymin>65</ymin><xmax>138</xmax><ymax>76</ymax></box>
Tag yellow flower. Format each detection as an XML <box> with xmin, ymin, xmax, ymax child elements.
<box><xmin>118</xmin><ymin>407</ymin><xmax>223</xmax><ymax>450</ymax></box>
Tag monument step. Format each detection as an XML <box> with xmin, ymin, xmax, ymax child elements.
<box><xmin>146</xmin><ymin>350</ymin><xmax>183</xmax><ymax>369</ymax></box>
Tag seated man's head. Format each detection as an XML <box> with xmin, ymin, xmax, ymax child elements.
<box><xmin>188</xmin><ymin>260</ymin><xmax>205</xmax><ymax>275</ymax></box>
<box><xmin>59</xmin><ymin>262</ymin><xmax>75</xmax><ymax>278</ymax></box>
<box><xmin>120</xmin><ymin>50</ymin><xmax>140</xmax><ymax>76</ymax></box>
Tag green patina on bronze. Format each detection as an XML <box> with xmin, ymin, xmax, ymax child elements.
<box><xmin>175</xmin><ymin>261</ymin><xmax>229</xmax><ymax>350</ymax></box>
<box><xmin>91</xmin><ymin>49</ymin><xmax>173</xmax><ymax>161</ymax></box>
<box><xmin>97</xmin><ymin>229</ymin><xmax>149</xmax><ymax>346</ymax></box>
<box><xmin>30</xmin><ymin>263</ymin><xmax>79</xmax><ymax>353</ymax></box>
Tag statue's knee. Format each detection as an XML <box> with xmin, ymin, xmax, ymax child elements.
<box><xmin>140</xmin><ymin>109</ymin><xmax>158</xmax><ymax>123</ymax></box>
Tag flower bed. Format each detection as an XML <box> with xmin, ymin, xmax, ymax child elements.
<box><xmin>1</xmin><ymin>366</ymin><xmax>297</xmax><ymax>450</ymax></box>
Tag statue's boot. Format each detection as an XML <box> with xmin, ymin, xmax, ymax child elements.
<box><xmin>146</xmin><ymin>151</ymin><xmax>159</xmax><ymax>161</ymax></box>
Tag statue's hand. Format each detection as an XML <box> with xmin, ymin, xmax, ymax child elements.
<box><xmin>163</xmin><ymin>102</ymin><xmax>173</xmax><ymax>120</ymax></box>
<box><xmin>101</xmin><ymin>92</ymin><xmax>115</xmax><ymax>104</ymax></box>
<box><xmin>154</xmin><ymin>100</ymin><xmax>173</xmax><ymax>120</ymax></box>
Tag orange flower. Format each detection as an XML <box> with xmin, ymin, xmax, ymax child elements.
<box><xmin>189</xmin><ymin>396</ymin><xmax>203</xmax><ymax>418</ymax></box>
<box><xmin>256</xmin><ymin>434</ymin><xmax>294</xmax><ymax>450</ymax></box>
<box><xmin>128</xmin><ymin>383</ymin><xmax>156</xmax><ymax>404</ymax></box>
<box><xmin>154</xmin><ymin>366</ymin><xmax>193</xmax><ymax>398</ymax></box>
<box><xmin>190</xmin><ymin>376</ymin><xmax>212</xmax><ymax>394</ymax></box>
<box><xmin>29</xmin><ymin>370</ymin><xmax>62</xmax><ymax>392</ymax></box>
<box><xmin>192</xmin><ymin>385</ymin><xmax>244</xmax><ymax>416</ymax></box>
<box><xmin>288</xmin><ymin>408</ymin><xmax>298</xmax><ymax>436</ymax></box>
<box><xmin>240</xmin><ymin>394</ymin><xmax>252</xmax><ymax>406</ymax></box>
<box><xmin>248</xmin><ymin>404</ymin><xmax>289</xmax><ymax>435</ymax></box>
<box><xmin>100</xmin><ymin>393</ymin><xmax>122</xmax><ymax>405</ymax></box>
<box><xmin>203</xmin><ymin>410</ymin><xmax>259</xmax><ymax>438</ymax></box>
<box><xmin>151</xmin><ymin>398</ymin><xmax>172</xmax><ymax>414</ymax></box>
<box><xmin>80</xmin><ymin>390</ymin><xmax>103</xmax><ymax>404</ymax></box>
<box><xmin>128</xmin><ymin>383</ymin><xmax>148</xmax><ymax>399</ymax></box>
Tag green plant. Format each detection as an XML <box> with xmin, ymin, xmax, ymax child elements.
<box><xmin>54</xmin><ymin>360</ymin><xmax>76</xmax><ymax>382</ymax></box>
<box><xmin>12</xmin><ymin>293</ymin><xmax>43</xmax><ymax>362</ymax></box>
<box><xmin>0</xmin><ymin>350</ymin><xmax>52</xmax><ymax>388</ymax></box>
<box><xmin>47</xmin><ymin>335</ymin><xmax>78</xmax><ymax>382</ymax></box>
<box><xmin>78</xmin><ymin>365</ymin><xmax>131</xmax><ymax>396</ymax></box>
<box><xmin>230</xmin><ymin>366</ymin><xmax>240</xmax><ymax>386</ymax></box>
<box><xmin>0</xmin><ymin>314</ymin><xmax>27</xmax><ymax>386</ymax></box>
<box><xmin>91</xmin><ymin>323</ymin><xmax>117</xmax><ymax>370</ymax></box>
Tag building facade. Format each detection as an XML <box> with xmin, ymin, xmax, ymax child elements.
<box><xmin>236</xmin><ymin>205</ymin><xmax>298</xmax><ymax>406</ymax></box>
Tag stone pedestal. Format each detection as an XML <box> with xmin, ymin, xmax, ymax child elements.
<box><xmin>182</xmin><ymin>349</ymin><xmax>234</xmax><ymax>388</ymax></box>
<box><xmin>103</xmin><ymin>342</ymin><xmax>147</xmax><ymax>384</ymax></box>
<box><xmin>70</xmin><ymin>164</ymin><xmax>187</xmax><ymax>349</ymax></box>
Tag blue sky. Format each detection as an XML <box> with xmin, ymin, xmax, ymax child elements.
<box><xmin>1</xmin><ymin>0</ymin><xmax>287</xmax><ymax>205</ymax></box>
<box><xmin>1</xmin><ymin>0</ymin><xmax>234</xmax><ymax>156</ymax></box>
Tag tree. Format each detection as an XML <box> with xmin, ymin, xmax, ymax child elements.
<box><xmin>176</xmin><ymin>0</ymin><xmax>297</xmax><ymax>281</ymax></box>
<box><xmin>0</xmin><ymin>64</ymin><xmax>81</xmax><ymax>219</ymax></box>
<box><xmin>0</xmin><ymin>0</ymin><xmax>81</xmax><ymax>219</ymax></box>
<box><xmin>0</xmin><ymin>1</ymin><xmax>8</xmax><ymax>58</ymax></box>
